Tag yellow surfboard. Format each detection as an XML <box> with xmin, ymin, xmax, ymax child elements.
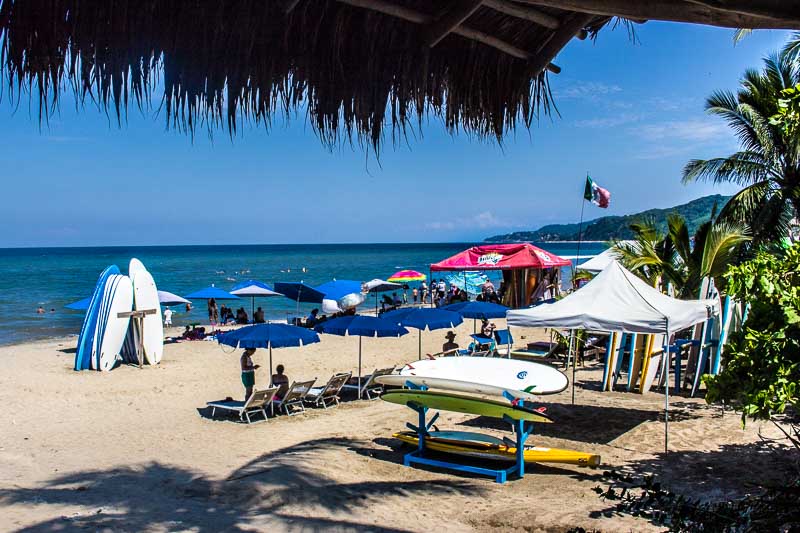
<box><xmin>394</xmin><ymin>431</ymin><xmax>601</xmax><ymax>468</ymax></box>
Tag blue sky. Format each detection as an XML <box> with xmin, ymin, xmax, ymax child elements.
<box><xmin>0</xmin><ymin>23</ymin><xmax>792</xmax><ymax>247</ymax></box>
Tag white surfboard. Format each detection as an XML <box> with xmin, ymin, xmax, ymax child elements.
<box><xmin>377</xmin><ymin>356</ymin><xmax>568</xmax><ymax>397</ymax></box>
<box><xmin>130</xmin><ymin>258</ymin><xmax>163</xmax><ymax>364</ymax></box>
<box><xmin>92</xmin><ymin>275</ymin><xmax>134</xmax><ymax>372</ymax></box>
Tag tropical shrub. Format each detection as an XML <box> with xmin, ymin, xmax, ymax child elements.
<box><xmin>704</xmin><ymin>244</ymin><xmax>800</xmax><ymax>448</ymax></box>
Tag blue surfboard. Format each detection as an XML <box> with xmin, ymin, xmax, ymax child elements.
<box><xmin>74</xmin><ymin>265</ymin><xmax>120</xmax><ymax>371</ymax></box>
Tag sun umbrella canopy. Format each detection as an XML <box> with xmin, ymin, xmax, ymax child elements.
<box><xmin>185</xmin><ymin>286</ymin><xmax>240</xmax><ymax>300</ymax></box>
<box><xmin>315</xmin><ymin>315</ymin><xmax>408</xmax><ymax>337</ymax></box>
<box><xmin>431</xmin><ymin>243</ymin><xmax>570</xmax><ymax>271</ymax></box>
<box><xmin>158</xmin><ymin>290</ymin><xmax>191</xmax><ymax>306</ymax></box>
<box><xmin>315</xmin><ymin>280</ymin><xmax>364</xmax><ymax>300</ymax></box>
<box><xmin>363</xmin><ymin>279</ymin><xmax>402</xmax><ymax>292</ymax></box>
<box><xmin>230</xmin><ymin>280</ymin><xmax>282</xmax><ymax>297</ymax></box>
<box><xmin>65</xmin><ymin>297</ymin><xmax>91</xmax><ymax>310</ymax></box>
<box><xmin>273</xmin><ymin>282</ymin><xmax>325</xmax><ymax>303</ymax></box>
<box><xmin>388</xmin><ymin>270</ymin><xmax>426</xmax><ymax>282</ymax></box>
<box><xmin>381</xmin><ymin>308</ymin><xmax>463</xmax><ymax>331</ymax></box>
<box><xmin>443</xmin><ymin>301</ymin><xmax>509</xmax><ymax>319</ymax></box>
<box><xmin>217</xmin><ymin>323</ymin><xmax>320</xmax><ymax>349</ymax></box>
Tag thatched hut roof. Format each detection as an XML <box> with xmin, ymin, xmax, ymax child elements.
<box><xmin>1</xmin><ymin>1</ymin><xmax>798</xmax><ymax>151</ymax></box>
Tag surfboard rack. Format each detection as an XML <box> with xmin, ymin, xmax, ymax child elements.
<box><xmin>401</xmin><ymin>383</ymin><xmax>533</xmax><ymax>484</ymax></box>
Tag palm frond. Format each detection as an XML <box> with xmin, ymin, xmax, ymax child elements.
<box><xmin>700</xmin><ymin>222</ymin><xmax>751</xmax><ymax>279</ymax></box>
<box><xmin>682</xmin><ymin>152</ymin><xmax>775</xmax><ymax>186</ymax></box>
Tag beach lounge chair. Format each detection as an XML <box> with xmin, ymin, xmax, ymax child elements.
<box><xmin>271</xmin><ymin>379</ymin><xmax>316</xmax><ymax>416</ymax></box>
<box><xmin>206</xmin><ymin>387</ymin><xmax>278</xmax><ymax>424</ymax></box>
<box><xmin>343</xmin><ymin>366</ymin><xmax>396</xmax><ymax>399</ymax></box>
<box><xmin>305</xmin><ymin>372</ymin><xmax>352</xmax><ymax>408</ymax></box>
<box><xmin>493</xmin><ymin>329</ymin><xmax>514</xmax><ymax>357</ymax></box>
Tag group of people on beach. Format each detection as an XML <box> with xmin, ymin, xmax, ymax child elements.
<box><xmin>240</xmin><ymin>347</ymin><xmax>289</xmax><ymax>401</ymax></box>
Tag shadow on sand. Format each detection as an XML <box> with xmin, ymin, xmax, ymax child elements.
<box><xmin>0</xmin><ymin>437</ymin><xmax>485</xmax><ymax>532</ymax></box>
<box><xmin>455</xmin><ymin>401</ymin><xmax>695</xmax><ymax>445</ymax></box>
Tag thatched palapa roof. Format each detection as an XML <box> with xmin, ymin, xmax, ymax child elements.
<box><xmin>1</xmin><ymin>1</ymin><xmax>799</xmax><ymax>151</ymax></box>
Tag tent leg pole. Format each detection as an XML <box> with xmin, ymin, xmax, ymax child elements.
<box><xmin>570</xmin><ymin>330</ymin><xmax>576</xmax><ymax>405</ymax></box>
<box><xmin>664</xmin><ymin>325</ymin><xmax>670</xmax><ymax>455</ymax></box>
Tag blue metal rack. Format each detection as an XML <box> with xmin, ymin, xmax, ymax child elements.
<box><xmin>400</xmin><ymin>384</ymin><xmax>534</xmax><ymax>484</ymax></box>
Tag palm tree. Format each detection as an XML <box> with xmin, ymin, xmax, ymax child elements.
<box><xmin>682</xmin><ymin>50</ymin><xmax>800</xmax><ymax>244</ymax></box>
<box><xmin>614</xmin><ymin>214</ymin><xmax>750</xmax><ymax>298</ymax></box>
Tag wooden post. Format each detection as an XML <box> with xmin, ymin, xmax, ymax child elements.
<box><xmin>117</xmin><ymin>309</ymin><xmax>157</xmax><ymax>369</ymax></box>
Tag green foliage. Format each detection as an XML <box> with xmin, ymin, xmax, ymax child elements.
<box><xmin>704</xmin><ymin>244</ymin><xmax>800</xmax><ymax>426</ymax></box>
<box><xmin>769</xmin><ymin>83</ymin><xmax>800</xmax><ymax>140</ymax></box>
<box><xmin>591</xmin><ymin>470</ymin><xmax>800</xmax><ymax>531</ymax></box>
<box><xmin>485</xmin><ymin>195</ymin><xmax>729</xmax><ymax>242</ymax></box>
<box><xmin>682</xmin><ymin>50</ymin><xmax>800</xmax><ymax>244</ymax></box>
<box><xmin>613</xmin><ymin>213</ymin><xmax>749</xmax><ymax>297</ymax></box>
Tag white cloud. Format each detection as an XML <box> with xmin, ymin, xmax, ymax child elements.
<box><xmin>632</xmin><ymin>119</ymin><xmax>729</xmax><ymax>143</ymax></box>
<box><xmin>426</xmin><ymin>211</ymin><xmax>509</xmax><ymax>231</ymax></box>
<box><xmin>555</xmin><ymin>82</ymin><xmax>623</xmax><ymax>99</ymax></box>
<box><xmin>574</xmin><ymin>113</ymin><xmax>644</xmax><ymax>128</ymax></box>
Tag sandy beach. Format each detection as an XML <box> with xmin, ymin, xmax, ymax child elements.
<box><xmin>0</xmin><ymin>321</ymin><xmax>793</xmax><ymax>532</ymax></box>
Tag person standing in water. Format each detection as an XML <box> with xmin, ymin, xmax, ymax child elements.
<box><xmin>240</xmin><ymin>348</ymin><xmax>259</xmax><ymax>401</ymax></box>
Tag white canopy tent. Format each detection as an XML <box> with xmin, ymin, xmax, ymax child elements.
<box><xmin>507</xmin><ymin>260</ymin><xmax>718</xmax><ymax>452</ymax></box>
<box><xmin>576</xmin><ymin>242</ymin><xmax>632</xmax><ymax>273</ymax></box>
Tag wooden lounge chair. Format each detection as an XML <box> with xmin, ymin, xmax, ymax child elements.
<box><xmin>206</xmin><ymin>387</ymin><xmax>278</xmax><ymax>424</ymax></box>
<box><xmin>342</xmin><ymin>366</ymin><xmax>396</xmax><ymax>399</ymax></box>
<box><xmin>271</xmin><ymin>379</ymin><xmax>316</xmax><ymax>416</ymax></box>
<box><xmin>305</xmin><ymin>372</ymin><xmax>352</xmax><ymax>408</ymax></box>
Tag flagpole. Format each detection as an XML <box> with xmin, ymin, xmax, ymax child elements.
<box><xmin>574</xmin><ymin>173</ymin><xmax>588</xmax><ymax>288</ymax></box>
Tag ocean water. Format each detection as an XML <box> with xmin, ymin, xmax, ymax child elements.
<box><xmin>0</xmin><ymin>242</ymin><xmax>607</xmax><ymax>346</ymax></box>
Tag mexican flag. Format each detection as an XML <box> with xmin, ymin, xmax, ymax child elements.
<box><xmin>584</xmin><ymin>175</ymin><xmax>610</xmax><ymax>208</ymax></box>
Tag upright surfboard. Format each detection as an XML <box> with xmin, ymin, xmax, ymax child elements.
<box><xmin>387</xmin><ymin>357</ymin><xmax>568</xmax><ymax>397</ymax></box>
<box><xmin>626</xmin><ymin>333</ymin><xmax>646</xmax><ymax>391</ymax></box>
<box><xmin>381</xmin><ymin>390</ymin><xmax>553</xmax><ymax>423</ymax></box>
<box><xmin>129</xmin><ymin>258</ymin><xmax>163</xmax><ymax>364</ymax></box>
<box><xmin>75</xmin><ymin>265</ymin><xmax>120</xmax><ymax>371</ymax></box>
<box><xmin>639</xmin><ymin>334</ymin><xmax>665</xmax><ymax>393</ymax></box>
<box><xmin>710</xmin><ymin>296</ymin><xmax>732</xmax><ymax>375</ymax></box>
<box><xmin>601</xmin><ymin>333</ymin><xmax>622</xmax><ymax>392</ymax></box>
<box><xmin>92</xmin><ymin>275</ymin><xmax>133</xmax><ymax>372</ymax></box>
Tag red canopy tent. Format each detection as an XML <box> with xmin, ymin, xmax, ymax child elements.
<box><xmin>430</xmin><ymin>244</ymin><xmax>570</xmax><ymax>308</ymax></box>
<box><xmin>430</xmin><ymin>243</ymin><xmax>570</xmax><ymax>271</ymax></box>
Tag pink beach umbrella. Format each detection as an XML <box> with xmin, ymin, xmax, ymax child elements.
<box><xmin>388</xmin><ymin>270</ymin><xmax>426</xmax><ymax>283</ymax></box>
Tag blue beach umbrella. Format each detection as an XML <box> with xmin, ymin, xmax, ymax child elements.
<box><xmin>185</xmin><ymin>286</ymin><xmax>240</xmax><ymax>300</ymax></box>
<box><xmin>274</xmin><ymin>282</ymin><xmax>326</xmax><ymax>315</ymax></box>
<box><xmin>315</xmin><ymin>315</ymin><xmax>408</xmax><ymax>398</ymax></box>
<box><xmin>231</xmin><ymin>280</ymin><xmax>282</xmax><ymax>317</ymax></box>
<box><xmin>382</xmin><ymin>308</ymin><xmax>463</xmax><ymax>360</ymax></box>
<box><xmin>315</xmin><ymin>279</ymin><xmax>366</xmax><ymax>313</ymax></box>
<box><xmin>443</xmin><ymin>301</ymin><xmax>509</xmax><ymax>333</ymax></box>
<box><xmin>218</xmin><ymin>323</ymin><xmax>320</xmax><ymax>383</ymax></box>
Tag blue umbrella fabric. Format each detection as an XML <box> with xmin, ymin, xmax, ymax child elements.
<box><xmin>381</xmin><ymin>308</ymin><xmax>463</xmax><ymax>331</ymax></box>
<box><xmin>273</xmin><ymin>282</ymin><xmax>325</xmax><ymax>303</ymax></box>
<box><xmin>217</xmin><ymin>323</ymin><xmax>320</xmax><ymax>382</ymax></box>
<box><xmin>65</xmin><ymin>297</ymin><xmax>91</xmax><ymax>311</ymax></box>
<box><xmin>315</xmin><ymin>315</ymin><xmax>408</xmax><ymax>398</ymax></box>
<box><xmin>382</xmin><ymin>308</ymin><xmax>463</xmax><ymax>360</ymax></box>
<box><xmin>315</xmin><ymin>280</ymin><xmax>366</xmax><ymax>314</ymax></box>
<box><xmin>442</xmin><ymin>301</ymin><xmax>509</xmax><ymax>319</ymax></box>
<box><xmin>185</xmin><ymin>286</ymin><xmax>240</xmax><ymax>300</ymax></box>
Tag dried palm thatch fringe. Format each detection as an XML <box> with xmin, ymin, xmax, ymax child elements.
<box><xmin>0</xmin><ymin>0</ymin><xmax>611</xmax><ymax>152</ymax></box>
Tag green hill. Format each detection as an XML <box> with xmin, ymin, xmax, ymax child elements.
<box><xmin>485</xmin><ymin>194</ymin><xmax>730</xmax><ymax>242</ymax></box>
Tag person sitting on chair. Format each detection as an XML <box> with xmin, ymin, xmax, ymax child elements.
<box><xmin>442</xmin><ymin>331</ymin><xmax>459</xmax><ymax>353</ymax></box>
<box><xmin>480</xmin><ymin>318</ymin><xmax>497</xmax><ymax>338</ymax></box>
<box><xmin>306</xmin><ymin>308</ymin><xmax>319</xmax><ymax>327</ymax></box>
<box><xmin>271</xmin><ymin>364</ymin><xmax>290</xmax><ymax>398</ymax></box>
<box><xmin>254</xmin><ymin>307</ymin><xmax>265</xmax><ymax>323</ymax></box>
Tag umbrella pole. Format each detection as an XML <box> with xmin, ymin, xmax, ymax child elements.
<box><xmin>251</xmin><ymin>296</ymin><xmax>255</xmax><ymax>322</ymax></box>
<box><xmin>358</xmin><ymin>336</ymin><xmax>363</xmax><ymax>399</ymax></box>
<box><xmin>375</xmin><ymin>292</ymin><xmax>379</xmax><ymax>315</ymax></box>
<box><xmin>269</xmin><ymin>345</ymin><xmax>274</xmax><ymax>386</ymax></box>
<box><xmin>418</xmin><ymin>330</ymin><xmax>422</xmax><ymax>360</ymax></box>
